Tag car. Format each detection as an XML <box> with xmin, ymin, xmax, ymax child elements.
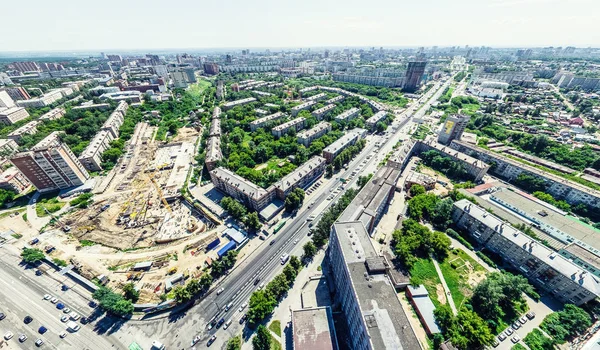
<box><xmin>207</xmin><ymin>335</ymin><xmax>217</xmax><ymax>346</ymax></box>
<box><xmin>270</xmin><ymin>240</ymin><xmax>276</xmax><ymax>246</ymax></box>
<box><xmin>4</xmin><ymin>332</ymin><xmax>13</xmax><ymax>340</ymax></box>
<box><xmin>511</xmin><ymin>335</ymin><xmax>521</xmax><ymax>343</ymax></box>
<box><xmin>56</xmin><ymin>302</ymin><xmax>65</xmax><ymax>310</ymax></box>
<box><xmin>61</xmin><ymin>315</ymin><xmax>69</xmax><ymax>322</ymax></box>
<box><xmin>519</xmin><ymin>316</ymin><xmax>528</xmax><ymax>324</ymax></box>
<box><xmin>80</xmin><ymin>317</ymin><xmax>88</xmax><ymax>325</ymax></box>
<box><xmin>239</xmin><ymin>313</ymin><xmax>248</xmax><ymax>324</ymax></box>
<box><xmin>61</xmin><ymin>285</ymin><xmax>69</xmax><ymax>291</ymax></box>
<box><xmin>69</xmin><ymin>312</ymin><xmax>80</xmax><ymax>321</ymax></box>
<box><xmin>253</xmin><ymin>278</ymin><xmax>260</xmax><ymax>286</ymax></box>
<box><xmin>59</xmin><ymin>331</ymin><xmax>67</xmax><ymax>338</ymax></box>
<box><xmin>224</xmin><ymin>302</ymin><xmax>233</xmax><ymax>312</ymax></box>
<box><xmin>35</xmin><ymin>339</ymin><xmax>44</xmax><ymax>347</ymax></box>
<box><xmin>38</xmin><ymin>326</ymin><xmax>47</xmax><ymax>334</ymax></box>
<box><xmin>526</xmin><ymin>312</ymin><xmax>536</xmax><ymax>320</ymax></box>
<box><xmin>24</xmin><ymin>316</ymin><xmax>33</xmax><ymax>324</ymax></box>
<box><xmin>259</xmin><ymin>235</ymin><xmax>266</xmax><ymax>241</ymax></box>
<box><xmin>498</xmin><ymin>333</ymin><xmax>507</xmax><ymax>341</ymax></box>
<box><xmin>18</xmin><ymin>334</ymin><xmax>27</xmax><ymax>342</ymax></box>
<box><xmin>239</xmin><ymin>302</ymin><xmax>247</xmax><ymax>312</ymax></box>
<box><xmin>51</xmin><ymin>297</ymin><xmax>59</xmax><ymax>304</ymax></box>
<box><xmin>43</xmin><ymin>294</ymin><xmax>51</xmax><ymax>300</ymax></box>
<box><xmin>216</xmin><ymin>288</ymin><xmax>224</xmax><ymax>295</ymax></box>
<box><xmin>223</xmin><ymin>319</ymin><xmax>232</xmax><ymax>329</ymax></box>
<box><xmin>0</xmin><ymin>313</ymin><xmax>5</xmax><ymax>320</ymax></box>
<box><xmin>88</xmin><ymin>301</ymin><xmax>97</xmax><ymax>308</ymax></box>
<box><xmin>63</xmin><ymin>308</ymin><xmax>71</xmax><ymax>314</ymax></box>
<box><xmin>293</xmin><ymin>239</ymin><xmax>298</xmax><ymax>244</ymax></box>
<box><xmin>505</xmin><ymin>328</ymin><xmax>514</xmax><ymax>336</ymax></box>
<box><xmin>35</xmin><ymin>270</ymin><xmax>43</xmax><ymax>276</ymax></box>
<box><xmin>258</xmin><ymin>282</ymin><xmax>265</xmax><ymax>290</ymax></box>
<box><xmin>492</xmin><ymin>339</ymin><xmax>499</xmax><ymax>348</ymax></box>
<box><xmin>216</xmin><ymin>318</ymin><xmax>225</xmax><ymax>329</ymax></box>
<box><xmin>191</xmin><ymin>335</ymin><xmax>201</xmax><ymax>346</ymax></box>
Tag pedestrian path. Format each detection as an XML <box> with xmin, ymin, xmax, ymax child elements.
<box><xmin>431</xmin><ymin>257</ymin><xmax>458</xmax><ymax>315</ymax></box>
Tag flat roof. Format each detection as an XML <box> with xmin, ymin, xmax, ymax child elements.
<box><xmin>312</xmin><ymin>104</ymin><xmax>335</xmax><ymax>114</ymax></box>
<box><xmin>211</xmin><ymin>167</ymin><xmax>269</xmax><ymax>200</ymax></box>
<box><xmin>251</xmin><ymin>112</ymin><xmax>285</xmax><ymax>126</ymax></box>
<box><xmin>223</xmin><ymin>97</ymin><xmax>256</xmax><ymax>107</ymax></box>
<box><xmin>291</xmin><ymin>101</ymin><xmax>316</xmax><ymax>111</ymax></box>
<box><xmin>423</xmin><ymin>139</ymin><xmax>488</xmax><ymax>170</ymax></box>
<box><xmin>323</xmin><ymin>130</ymin><xmax>360</xmax><ymax>154</ymax></box>
<box><xmin>223</xmin><ymin>227</ymin><xmax>248</xmax><ymax>245</ymax></box>
<box><xmin>274</xmin><ymin>156</ymin><xmax>325</xmax><ymax>193</ymax></box>
<box><xmin>292</xmin><ymin>307</ymin><xmax>338</xmax><ymax>350</ymax></box>
<box><xmin>454</xmin><ymin>199</ymin><xmax>600</xmax><ymax>297</ymax></box>
<box><xmin>273</xmin><ymin>117</ymin><xmax>305</xmax><ymax>132</ymax></box>
<box><xmin>334</xmin><ymin>107</ymin><xmax>360</xmax><ymax>121</ymax></box>
<box><xmin>205</xmin><ymin>136</ymin><xmax>222</xmax><ymax>162</ymax></box>
<box><xmin>366</xmin><ymin>111</ymin><xmax>388</xmax><ymax>124</ymax></box>
<box><xmin>298</xmin><ymin>122</ymin><xmax>331</xmax><ymax>139</ymax></box>
<box><xmin>505</xmin><ymin>149</ymin><xmax>577</xmax><ymax>175</ymax></box>
<box><xmin>407</xmin><ymin>285</ymin><xmax>441</xmax><ymax>334</ymax></box>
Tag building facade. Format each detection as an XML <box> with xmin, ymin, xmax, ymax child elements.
<box><xmin>403</xmin><ymin>61</ymin><xmax>427</xmax><ymax>92</ymax></box>
<box><xmin>438</xmin><ymin>114</ymin><xmax>470</xmax><ymax>145</ymax></box>
<box><xmin>272</xmin><ymin>117</ymin><xmax>305</xmax><ymax>138</ymax></box>
<box><xmin>0</xmin><ymin>107</ymin><xmax>29</xmax><ymax>125</ymax></box>
<box><xmin>297</xmin><ymin>122</ymin><xmax>331</xmax><ymax>146</ymax></box>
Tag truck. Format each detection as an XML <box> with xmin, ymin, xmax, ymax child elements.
<box><xmin>66</xmin><ymin>321</ymin><xmax>80</xmax><ymax>332</ymax></box>
<box><xmin>205</xmin><ymin>237</ymin><xmax>221</xmax><ymax>251</ymax></box>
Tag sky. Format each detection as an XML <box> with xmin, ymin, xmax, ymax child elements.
<box><xmin>1</xmin><ymin>0</ymin><xmax>599</xmax><ymax>52</ymax></box>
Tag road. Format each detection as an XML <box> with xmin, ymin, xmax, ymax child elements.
<box><xmin>0</xmin><ymin>247</ymin><xmax>125</xmax><ymax>350</ymax></box>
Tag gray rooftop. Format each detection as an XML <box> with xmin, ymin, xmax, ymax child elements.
<box><xmin>292</xmin><ymin>307</ymin><xmax>338</xmax><ymax>350</ymax></box>
<box><xmin>223</xmin><ymin>97</ymin><xmax>256</xmax><ymax>108</ymax></box>
<box><xmin>366</xmin><ymin>111</ymin><xmax>388</xmax><ymax>125</ymax></box>
<box><xmin>334</xmin><ymin>107</ymin><xmax>360</xmax><ymax>121</ymax></box>
<box><xmin>291</xmin><ymin>101</ymin><xmax>317</xmax><ymax>111</ymax></box>
<box><xmin>298</xmin><ymin>122</ymin><xmax>331</xmax><ymax>139</ymax></box>
<box><xmin>205</xmin><ymin>136</ymin><xmax>223</xmax><ymax>162</ymax></box>
<box><xmin>211</xmin><ymin>167</ymin><xmax>268</xmax><ymax>200</ymax></box>
<box><xmin>250</xmin><ymin>112</ymin><xmax>285</xmax><ymax>127</ymax></box>
<box><xmin>323</xmin><ymin>130</ymin><xmax>361</xmax><ymax>155</ymax></box>
<box><xmin>272</xmin><ymin>117</ymin><xmax>305</xmax><ymax>132</ymax></box>
<box><xmin>274</xmin><ymin>156</ymin><xmax>325</xmax><ymax>193</ymax></box>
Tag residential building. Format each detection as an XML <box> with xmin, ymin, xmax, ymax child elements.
<box><xmin>8</xmin><ymin>120</ymin><xmax>40</xmax><ymax>141</ymax></box>
<box><xmin>322</xmin><ymin>129</ymin><xmax>363</xmax><ymax>163</ymax></box>
<box><xmin>292</xmin><ymin>307</ymin><xmax>339</xmax><ymax>350</ymax></box>
<box><xmin>272</xmin><ymin>117</ymin><xmax>305</xmax><ymax>138</ymax></box>
<box><xmin>16</xmin><ymin>89</ymin><xmax>64</xmax><ymax>108</ymax></box>
<box><xmin>10</xmin><ymin>132</ymin><xmax>90</xmax><ymax>192</ymax></box>
<box><xmin>365</xmin><ymin>111</ymin><xmax>388</xmax><ymax>130</ymax></box>
<box><xmin>450</xmin><ymin>140</ymin><xmax>600</xmax><ymax>209</ymax></box>
<box><xmin>203</xmin><ymin>62</ymin><xmax>219</xmax><ymax>75</ymax></box>
<box><xmin>305</xmin><ymin>92</ymin><xmax>327</xmax><ymax>102</ymax></box>
<box><xmin>78</xmin><ymin>130</ymin><xmax>115</xmax><ymax>171</ymax></box>
<box><xmin>39</xmin><ymin>108</ymin><xmax>66</xmax><ymax>121</ymax></box>
<box><xmin>334</xmin><ymin>107</ymin><xmax>360</xmax><ymax>122</ymax></box>
<box><xmin>99</xmin><ymin>91</ymin><xmax>142</xmax><ymax>103</ymax></box>
<box><xmin>437</xmin><ymin>114</ymin><xmax>470</xmax><ymax>145</ymax></box>
<box><xmin>326</xmin><ymin>95</ymin><xmax>344</xmax><ymax>104</ymax></box>
<box><xmin>222</xmin><ymin>97</ymin><xmax>257</xmax><ymax>110</ymax></box>
<box><xmin>0</xmin><ymin>139</ymin><xmax>19</xmax><ymax>159</ymax></box>
<box><xmin>183</xmin><ymin>67</ymin><xmax>196</xmax><ymax>83</ymax></box>
<box><xmin>101</xmin><ymin>102</ymin><xmax>127</xmax><ymax>138</ymax></box>
<box><xmin>0</xmin><ymin>107</ymin><xmax>29</xmax><ymax>125</ymax></box>
<box><xmin>406</xmin><ymin>285</ymin><xmax>441</xmax><ymax>335</ymax></box>
<box><xmin>273</xmin><ymin>156</ymin><xmax>326</xmax><ymax>198</ymax></box>
<box><xmin>311</xmin><ymin>104</ymin><xmax>335</xmax><ymax>120</ymax></box>
<box><xmin>415</xmin><ymin>139</ymin><xmax>489</xmax><ymax>182</ymax></box>
<box><xmin>72</xmin><ymin>103</ymin><xmax>111</xmax><ymax>111</ymax></box>
<box><xmin>210</xmin><ymin>167</ymin><xmax>273</xmax><ymax>211</ymax></box>
<box><xmin>404</xmin><ymin>171</ymin><xmax>436</xmax><ymax>191</ymax></box>
<box><xmin>170</xmin><ymin>71</ymin><xmax>188</xmax><ymax>88</ymax></box>
<box><xmin>297</xmin><ymin>122</ymin><xmax>331</xmax><ymax>146</ymax></box>
<box><xmin>0</xmin><ymin>91</ymin><xmax>15</xmax><ymax>108</ymax></box>
<box><xmin>291</xmin><ymin>101</ymin><xmax>316</xmax><ymax>116</ymax></box>
<box><xmin>205</xmin><ymin>136</ymin><xmax>223</xmax><ymax>171</ymax></box>
<box><xmin>1</xmin><ymin>87</ymin><xmax>31</xmax><ymax>101</ymax></box>
<box><xmin>403</xmin><ymin>61</ymin><xmax>427</xmax><ymax>92</ymax></box>
<box><xmin>210</xmin><ymin>118</ymin><xmax>221</xmax><ymax>137</ymax></box>
<box><xmin>10</xmin><ymin>61</ymin><xmax>41</xmax><ymax>73</ymax></box>
<box><xmin>250</xmin><ymin>112</ymin><xmax>285</xmax><ymax>131</ymax></box>
<box><xmin>332</xmin><ymin>73</ymin><xmax>404</xmax><ymax>88</ymax></box>
<box><xmin>452</xmin><ymin>199</ymin><xmax>600</xmax><ymax>305</ymax></box>
<box><xmin>0</xmin><ymin>167</ymin><xmax>32</xmax><ymax>194</ymax></box>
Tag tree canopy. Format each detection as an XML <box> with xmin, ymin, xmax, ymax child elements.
<box><xmin>21</xmin><ymin>248</ymin><xmax>45</xmax><ymax>264</ymax></box>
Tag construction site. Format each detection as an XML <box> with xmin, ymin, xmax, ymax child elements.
<box><xmin>38</xmin><ymin>123</ymin><xmax>228</xmax><ymax>304</ymax></box>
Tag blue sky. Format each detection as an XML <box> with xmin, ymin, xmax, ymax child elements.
<box><xmin>1</xmin><ymin>0</ymin><xmax>598</xmax><ymax>51</ymax></box>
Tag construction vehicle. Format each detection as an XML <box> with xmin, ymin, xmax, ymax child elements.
<box><xmin>167</xmin><ymin>267</ymin><xmax>178</xmax><ymax>275</ymax></box>
<box><xmin>147</xmin><ymin>172</ymin><xmax>172</xmax><ymax>213</ymax></box>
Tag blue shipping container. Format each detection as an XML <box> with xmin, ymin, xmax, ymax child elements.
<box><xmin>206</xmin><ymin>237</ymin><xmax>221</xmax><ymax>251</ymax></box>
<box><xmin>217</xmin><ymin>241</ymin><xmax>237</xmax><ymax>258</ymax></box>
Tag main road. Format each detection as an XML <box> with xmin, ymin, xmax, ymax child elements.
<box><xmin>124</xmin><ymin>77</ymin><xmax>452</xmax><ymax>349</ymax></box>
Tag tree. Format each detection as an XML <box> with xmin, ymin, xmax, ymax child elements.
<box><xmin>282</xmin><ymin>264</ymin><xmax>298</xmax><ymax>285</ymax></box>
<box><xmin>186</xmin><ymin>278</ymin><xmax>201</xmax><ymax>295</ymax></box>
<box><xmin>227</xmin><ymin>336</ymin><xmax>242</xmax><ymax>350</ymax></box>
<box><xmin>122</xmin><ymin>283</ymin><xmax>139</xmax><ymax>303</ymax></box>
<box><xmin>265</xmin><ymin>274</ymin><xmax>289</xmax><ymax>300</ymax></box>
<box><xmin>21</xmin><ymin>248</ymin><xmax>45</xmax><ymax>264</ymax></box>
<box><xmin>252</xmin><ymin>325</ymin><xmax>272</xmax><ymax>350</ymax></box>
<box><xmin>409</xmin><ymin>184</ymin><xmax>426</xmax><ymax>197</ymax></box>
<box><xmin>541</xmin><ymin>304</ymin><xmax>592</xmax><ymax>343</ymax></box>
<box><xmin>289</xmin><ymin>255</ymin><xmax>302</xmax><ymax>271</ymax></box>
<box><xmin>92</xmin><ymin>286</ymin><xmax>133</xmax><ymax>316</ymax></box>
<box><xmin>0</xmin><ymin>189</ymin><xmax>16</xmax><ymax>207</ymax></box>
<box><xmin>471</xmin><ymin>272</ymin><xmax>536</xmax><ymax>321</ymax></box>
<box><xmin>173</xmin><ymin>285</ymin><xmax>192</xmax><ymax>303</ymax></box>
<box><xmin>435</xmin><ymin>305</ymin><xmax>495</xmax><ymax>349</ymax></box>
<box><xmin>247</xmin><ymin>290</ymin><xmax>277</xmax><ymax>326</ymax></box>
<box><xmin>284</xmin><ymin>188</ymin><xmax>305</xmax><ymax>212</ymax></box>
<box><xmin>302</xmin><ymin>241</ymin><xmax>317</xmax><ymax>260</ymax></box>
<box><xmin>325</xmin><ymin>164</ymin><xmax>333</xmax><ymax>178</ymax></box>
<box><xmin>357</xmin><ymin>173</ymin><xmax>373</xmax><ymax>188</ymax></box>
<box><xmin>244</xmin><ymin>212</ymin><xmax>262</xmax><ymax>232</ymax></box>
<box><xmin>376</xmin><ymin>121</ymin><xmax>387</xmax><ymax>133</ymax></box>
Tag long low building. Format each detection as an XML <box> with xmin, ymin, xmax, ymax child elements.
<box><xmin>365</xmin><ymin>111</ymin><xmax>388</xmax><ymax>129</ymax></box>
<box><xmin>291</xmin><ymin>101</ymin><xmax>316</xmax><ymax>116</ymax></box>
<box><xmin>272</xmin><ymin>117</ymin><xmax>305</xmax><ymax>138</ymax></box>
<box><xmin>212</xmin><ymin>106</ymin><xmax>221</xmax><ymax>119</ymax></box>
<box><xmin>16</xmin><ymin>89</ymin><xmax>65</xmax><ymax>108</ymax></box>
<box><xmin>452</xmin><ymin>199</ymin><xmax>600</xmax><ymax>305</ymax></box>
<box><xmin>39</xmin><ymin>107</ymin><xmax>66</xmax><ymax>121</ymax></box>
<box><xmin>101</xmin><ymin>104</ymin><xmax>126</xmax><ymax>138</ymax></box>
<box><xmin>205</xmin><ymin>136</ymin><xmax>223</xmax><ymax>171</ymax></box>
<box><xmin>297</xmin><ymin>122</ymin><xmax>331</xmax><ymax>146</ymax></box>
<box><xmin>334</xmin><ymin>107</ymin><xmax>360</xmax><ymax>122</ymax></box>
<box><xmin>415</xmin><ymin>139</ymin><xmax>490</xmax><ymax>182</ymax></box>
<box><xmin>250</xmin><ymin>112</ymin><xmax>285</xmax><ymax>131</ymax></box>
<box><xmin>8</xmin><ymin>120</ymin><xmax>40</xmax><ymax>141</ymax></box>
<box><xmin>78</xmin><ymin>130</ymin><xmax>115</xmax><ymax>171</ymax></box>
<box><xmin>450</xmin><ymin>139</ymin><xmax>600</xmax><ymax>209</ymax></box>
<box><xmin>210</xmin><ymin>167</ymin><xmax>273</xmax><ymax>211</ymax></box>
<box><xmin>222</xmin><ymin>97</ymin><xmax>256</xmax><ymax>110</ymax></box>
<box><xmin>322</xmin><ymin>129</ymin><xmax>363</xmax><ymax>163</ymax></box>
<box><xmin>0</xmin><ymin>107</ymin><xmax>29</xmax><ymax>125</ymax></box>
<box><xmin>273</xmin><ymin>156</ymin><xmax>326</xmax><ymax>198</ymax></box>
<box><xmin>326</xmin><ymin>95</ymin><xmax>344</xmax><ymax>104</ymax></box>
<box><xmin>305</xmin><ymin>92</ymin><xmax>327</xmax><ymax>102</ymax></box>
<box><xmin>210</xmin><ymin>118</ymin><xmax>221</xmax><ymax>137</ymax></box>
<box><xmin>311</xmin><ymin>104</ymin><xmax>335</xmax><ymax>120</ymax></box>
<box><xmin>99</xmin><ymin>91</ymin><xmax>142</xmax><ymax>103</ymax></box>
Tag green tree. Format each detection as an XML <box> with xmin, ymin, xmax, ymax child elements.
<box><xmin>247</xmin><ymin>290</ymin><xmax>277</xmax><ymax>326</ymax></box>
<box><xmin>284</xmin><ymin>188</ymin><xmax>305</xmax><ymax>212</ymax></box>
<box><xmin>186</xmin><ymin>278</ymin><xmax>201</xmax><ymax>295</ymax></box>
<box><xmin>289</xmin><ymin>255</ymin><xmax>302</xmax><ymax>271</ymax></box>
<box><xmin>173</xmin><ymin>285</ymin><xmax>192</xmax><ymax>303</ymax></box>
<box><xmin>21</xmin><ymin>248</ymin><xmax>45</xmax><ymax>264</ymax></box>
<box><xmin>282</xmin><ymin>264</ymin><xmax>298</xmax><ymax>285</ymax></box>
<box><xmin>244</xmin><ymin>212</ymin><xmax>262</xmax><ymax>232</ymax></box>
<box><xmin>325</xmin><ymin>164</ymin><xmax>333</xmax><ymax>178</ymax></box>
<box><xmin>409</xmin><ymin>184</ymin><xmax>426</xmax><ymax>196</ymax></box>
<box><xmin>471</xmin><ymin>272</ymin><xmax>537</xmax><ymax>321</ymax></box>
<box><xmin>252</xmin><ymin>325</ymin><xmax>272</xmax><ymax>350</ymax></box>
<box><xmin>302</xmin><ymin>241</ymin><xmax>317</xmax><ymax>260</ymax></box>
<box><xmin>227</xmin><ymin>336</ymin><xmax>242</xmax><ymax>350</ymax></box>
<box><xmin>122</xmin><ymin>283</ymin><xmax>139</xmax><ymax>303</ymax></box>
<box><xmin>540</xmin><ymin>304</ymin><xmax>592</xmax><ymax>343</ymax></box>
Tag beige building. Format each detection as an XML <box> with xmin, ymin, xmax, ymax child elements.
<box><xmin>0</xmin><ymin>107</ymin><xmax>29</xmax><ymax>125</ymax></box>
<box><xmin>297</xmin><ymin>122</ymin><xmax>331</xmax><ymax>146</ymax></box>
<box><xmin>272</xmin><ymin>117</ymin><xmax>305</xmax><ymax>138</ymax></box>
<box><xmin>8</xmin><ymin>120</ymin><xmax>41</xmax><ymax>141</ymax></box>
<box><xmin>0</xmin><ymin>167</ymin><xmax>32</xmax><ymax>194</ymax></box>
<box><xmin>78</xmin><ymin>130</ymin><xmax>115</xmax><ymax>172</ymax></box>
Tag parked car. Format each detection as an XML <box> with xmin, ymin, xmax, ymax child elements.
<box><xmin>24</xmin><ymin>316</ymin><xmax>33</xmax><ymax>324</ymax></box>
<box><xmin>498</xmin><ymin>333</ymin><xmax>506</xmax><ymax>341</ymax></box>
<box><xmin>4</xmin><ymin>332</ymin><xmax>13</xmax><ymax>340</ymax></box>
<box><xmin>62</xmin><ymin>308</ymin><xmax>71</xmax><ymax>314</ymax></box>
<box><xmin>526</xmin><ymin>312</ymin><xmax>536</xmax><ymax>319</ymax></box>
<box><xmin>35</xmin><ymin>339</ymin><xmax>44</xmax><ymax>347</ymax></box>
<box><xmin>505</xmin><ymin>328</ymin><xmax>513</xmax><ymax>336</ymax></box>
<box><xmin>511</xmin><ymin>335</ymin><xmax>521</xmax><ymax>343</ymax></box>
<box><xmin>0</xmin><ymin>313</ymin><xmax>5</xmax><ymax>320</ymax></box>
<box><xmin>18</xmin><ymin>334</ymin><xmax>27</xmax><ymax>342</ymax></box>
<box><xmin>50</xmin><ymin>297</ymin><xmax>59</xmax><ymax>304</ymax></box>
<box><xmin>43</xmin><ymin>294</ymin><xmax>51</xmax><ymax>300</ymax></box>
<box><xmin>61</xmin><ymin>315</ymin><xmax>69</xmax><ymax>323</ymax></box>
<box><xmin>207</xmin><ymin>335</ymin><xmax>217</xmax><ymax>346</ymax></box>
<box><xmin>215</xmin><ymin>318</ymin><xmax>225</xmax><ymax>329</ymax></box>
<box><xmin>38</xmin><ymin>326</ymin><xmax>47</xmax><ymax>334</ymax></box>
<box><xmin>519</xmin><ymin>316</ymin><xmax>528</xmax><ymax>324</ymax></box>
<box><xmin>512</xmin><ymin>322</ymin><xmax>521</xmax><ymax>330</ymax></box>
<box><xmin>56</xmin><ymin>302</ymin><xmax>65</xmax><ymax>310</ymax></box>
<box><xmin>59</xmin><ymin>331</ymin><xmax>67</xmax><ymax>338</ymax></box>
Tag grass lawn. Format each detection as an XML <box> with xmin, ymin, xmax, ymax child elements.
<box><xmin>439</xmin><ymin>249</ymin><xmax>487</xmax><ymax>310</ymax></box>
<box><xmin>271</xmin><ymin>335</ymin><xmax>282</xmax><ymax>350</ymax></box>
<box><xmin>512</xmin><ymin>344</ymin><xmax>527</xmax><ymax>350</ymax></box>
<box><xmin>36</xmin><ymin>198</ymin><xmax>65</xmax><ymax>217</ymax></box>
<box><xmin>461</xmin><ymin>103</ymin><xmax>480</xmax><ymax>115</ymax></box>
<box><xmin>524</xmin><ymin>329</ymin><xmax>555</xmax><ymax>350</ymax></box>
<box><xmin>269</xmin><ymin>320</ymin><xmax>282</xmax><ymax>337</ymax></box>
<box><xmin>409</xmin><ymin>258</ymin><xmax>443</xmax><ymax>307</ymax></box>
<box><xmin>187</xmin><ymin>79</ymin><xmax>212</xmax><ymax>98</ymax></box>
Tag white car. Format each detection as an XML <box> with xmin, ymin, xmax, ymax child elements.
<box><xmin>4</xmin><ymin>332</ymin><xmax>13</xmax><ymax>340</ymax></box>
<box><xmin>69</xmin><ymin>312</ymin><xmax>80</xmax><ymax>321</ymax></box>
<box><xmin>216</xmin><ymin>288</ymin><xmax>224</xmax><ymax>295</ymax></box>
<box><xmin>51</xmin><ymin>297</ymin><xmax>59</xmax><ymax>304</ymax></box>
<box><xmin>43</xmin><ymin>294</ymin><xmax>51</xmax><ymax>300</ymax></box>
<box><xmin>59</xmin><ymin>331</ymin><xmax>67</xmax><ymax>338</ymax></box>
<box><xmin>238</xmin><ymin>302</ymin><xmax>247</xmax><ymax>312</ymax></box>
<box><xmin>60</xmin><ymin>315</ymin><xmax>69</xmax><ymax>322</ymax></box>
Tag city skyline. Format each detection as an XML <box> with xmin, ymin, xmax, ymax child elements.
<box><xmin>1</xmin><ymin>0</ymin><xmax>598</xmax><ymax>52</ymax></box>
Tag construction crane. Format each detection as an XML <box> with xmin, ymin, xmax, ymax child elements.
<box><xmin>147</xmin><ymin>171</ymin><xmax>172</xmax><ymax>213</ymax></box>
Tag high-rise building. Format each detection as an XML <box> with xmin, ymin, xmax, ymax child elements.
<box><xmin>106</xmin><ymin>55</ymin><xmax>123</xmax><ymax>63</ymax></box>
<box><xmin>10</xmin><ymin>132</ymin><xmax>89</xmax><ymax>192</ymax></box>
<box><xmin>203</xmin><ymin>62</ymin><xmax>219</xmax><ymax>75</ymax></box>
<box><xmin>403</xmin><ymin>61</ymin><xmax>427</xmax><ymax>92</ymax></box>
<box><xmin>170</xmin><ymin>71</ymin><xmax>188</xmax><ymax>88</ymax></box>
<box><xmin>183</xmin><ymin>67</ymin><xmax>196</xmax><ymax>83</ymax></box>
<box><xmin>437</xmin><ymin>114</ymin><xmax>470</xmax><ymax>145</ymax></box>
<box><xmin>0</xmin><ymin>91</ymin><xmax>15</xmax><ymax>108</ymax></box>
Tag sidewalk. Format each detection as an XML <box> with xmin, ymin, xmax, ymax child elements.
<box><xmin>431</xmin><ymin>257</ymin><xmax>458</xmax><ymax>315</ymax></box>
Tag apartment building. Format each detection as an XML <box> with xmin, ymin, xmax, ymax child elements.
<box><xmin>297</xmin><ymin>122</ymin><xmax>331</xmax><ymax>146</ymax></box>
<box><xmin>102</xmin><ymin>107</ymin><xmax>126</xmax><ymax>138</ymax></box>
<box><xmin>273</xmin><ymin>156</ymin><xmax>326</xmax><ymax>198</ymax></box>
<box><xmin>305</xmin><ymin>92</ymin><xmax>327</xmax><ymax>102</ymax></box>
<box><xmin>0</xmin><ymin>90</ymin><xmax>15</xmax><ymax>108</ymax></box>
<box><xmin>250</xmin><ymin>112</ymin><xmax>285</xmax><ymax>131</ymax></box>
<box><xmin>99</xmin><ymin>91</ymin><xmax>142</xmax><ymax>103</ymax></box>
<box><xmin>334</xmin><ymin>107</ymin><xmax>360</xmax><ymax>122</ymax></box>
<box><xmin>210</xmin><ymin>167</ymin><xmax>273</xmax><ymax>211</ymax></box>
<box><xmin>222</xmin><ymin>97</ymin><xmax>257</xmax><ymax>110</ymax></box>
<box><xmin>452</xmin><ymin>199</ymin><xmax>600</xmax><ymax>305</ymax></box>
<box><xmin>1</xmin><ymin>87</ymin><xmax>31</xmax><ymax>101</ymax></box>
<box><xmin>450</xmin><ymin>140</ymin><xmax>600</xmax><ymax>209</ymax></box>
<box><xmin>210</xmin><ymin>118</ymin><xmax>221</xmax><ymax>137</ymax></box>
<box><xmin>78</xmin><ymin>130</ymin><xmax>115</xmax><ymax>171</ymax></box>
<box><xmin>415</xmin><ymin>140</ymin><xmax>489</xmax><ymax>182</ymax></box>
<box><xmin>365</xmin><ymin>111</ymin><xmax>388</xmax><ymax>129</ymax></box>
<box><xmin>0</xmin><ymin>107</ymin><xmax>30</xmax><ymax>125</ymax></box>
<box><xmin>311</xmin><ymin>104</ymin><xmax>335</xmax><ymax>120</ymax></box>
<box><xmin>39</xmin><ymin>108</ymin><xmax>66</xmax><ymax>121</ymax></box>
<box><xmin>10</xmin><ymin>61</ymin><xmax>41</xmax><ymax>73</ymax></box>
<box><xmin>0</xmin><ymin>167</ymin><xmax>32</xmax><ymax>194</ymax></box>
<box><xmin>438</xmin><ymin>114</ymin><xmax>470</xmax><ymax>145</ymax></box>
<box><xmin>272</xmin><ymin>117</ymin><xmax>305</xmax><ymax>138</ymax></box>
<box><xmin>291</xmin><ymin>101</ymin><xmax>316</xmax><ymax>116</ymax></box>
<box><xmin>205</xmin><ymin>136</ymin><xmax>223</xmax><ymax>172</ymax></box>
<box><xmin>332</xmin><ymin>73</ymin><xmax>404</xmax><ymax>88</ymax></box>
<box><xmin>16</xmin><ymin>89</ymin><xmax>66</xmax><ymax>108</ymax></box>
<box><xmin>212</xmin><ymin>106</ymin><xmax>221</xmax><ymax>120</ymax></box>
<box><xmin>10</xmin><ymin>132</ymin><xmax>90</xmax><ymax>192</ymax></box>
<box><xmin>322</xmin><ymin>129</ymin><xmax>363</xmax><ymax>163</ymax></box>
<box><xmin>326</xmin><ymin>95</ymin><xmax>344</xmax><ymax>104</ymax></box>
<box><xmin>0</xmin><ymin>139</ymin><xmax>19</xmax><ymax>159</ymax></box>
<box><xmin>299</xmin><ymin>86</ymin><xmax>319</xmax><ymax>94</ymax></box>
<box><xmin>8</xmin><ymin>120</ymin><xmax>41</xmax><ymax>141</ymax></box>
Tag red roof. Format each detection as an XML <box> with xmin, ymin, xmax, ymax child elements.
<box><xmin>569</xmin><ymin>117</ymin><xmax>584</xmax><ymax>126</ymax></box>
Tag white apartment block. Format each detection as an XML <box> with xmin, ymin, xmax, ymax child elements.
<box><xmin>39</xmin><ymin>108</ymin><xmax>66</xmax><ymax>121</ymax></box>
<box><xmin>334</xmin><ymin>107</ymin><xmax>360</xmax><ymax>122</ymax></box>
<box><xmin>0</xmin><ymin>107</ymin><xmax>30</xmax><ymax>125</ymax></box>
<box><xmin>8</xmin><ymin>120</ymin><xmax>41</xmax><ymax>141</ymax></box>
<box><xmin>78</xmin><ymin>130</ymin><xmax>115</xmax><ymax>172</ymax></box>
<box><xmin>311</xmin><ymin>104</ymin><xmax>335</xmax><ymax>120</ymax></box>
<box><xmin>272</xmin><ymin>117</ymin><xmax>305</xmax><ymax>138</ymax></box>
<box><xmin>250</xmin><ymin>112</ymin><xmax>286</xmax><ymax>131</ymax></box>
<box><xmin>0</xmin><ymin>139</ymin><xmax>19</xmax><ymax>159</ymax></box>
<box><xmin>365</xmin><ymin>111</ymin><xmax>388</xmax><ymax>129</ymax></box>
<box><xmin>305</xmin><ymin>92</ymin><xmax>327</xmax><ymax>102</ymax></box>
<box><xmin>0</xmin><ymin>91</ymin><xmax>15</xmax><ymax>108</ymax></box>
<box><xmin>291</xmin><ymin>101</ymin><xmax>316</xmax><ymax>116</ymax></box>
<box><xmin>297</xmin><ymin>122</ymin><xmax>331</xmax><ymax>146</ymax></box>
<box><xmin>16</xmin><ymin>89</ymin><xmax>65</xmax><ymax>108</ymax></box>
<box><xmin>222</xmin><ymin>97</ymin><xmax>257</xmax><ymax>110</ymax></box>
